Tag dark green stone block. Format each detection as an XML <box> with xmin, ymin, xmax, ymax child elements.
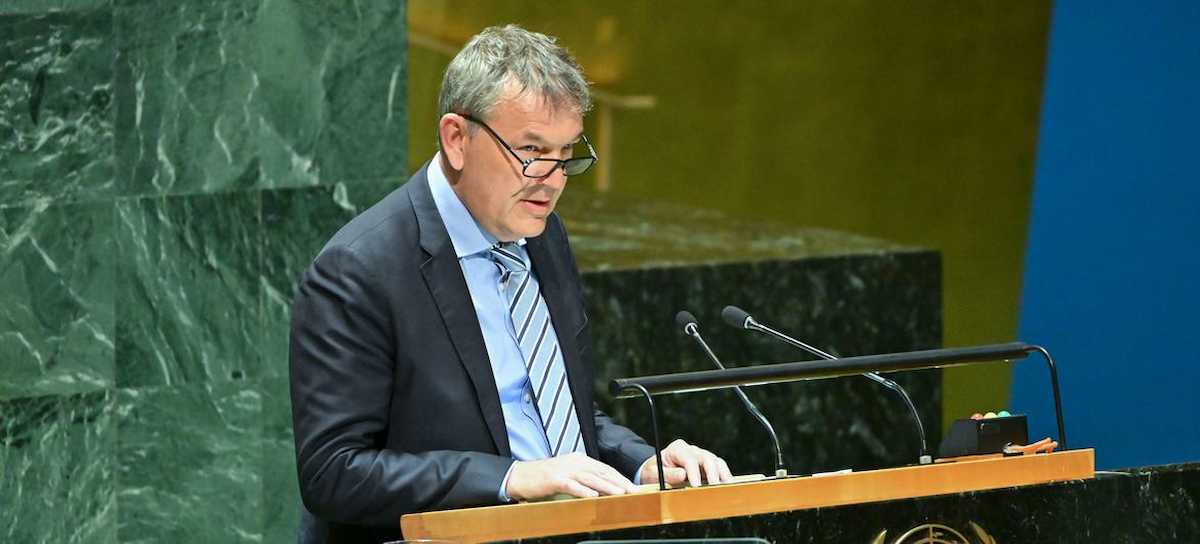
<box><xmin>114</xmin><ymin>192</ymin><xmax>261</xmax><ymax>387</ymax></box>
<box><xmin>261</xmin><ymin>375</ymin><xmax>299</xmax><ymax>543</ymax></box>
<box><xmin>0</xmin><ymin>391</ymin><xmax>116</xmax><ymax>544</ymax></box>
<box><xmin>113</xmin><ymin>0</ymin><xmax>262</xmax><ymax>196</ymax></box>
<box><xmin>0</xmin><ymin>202</ymin><xmax>114</xmax><ymax>401</ymax></box>
<box><xmin>0</xmin><ymin>8</ymin><xmax>115</xmax><ymax>208</ymax></box>
<box><xmin>0</xmin><ymin>1</ymin><xmax>110</xmax><ymax>15</ymax></box>
<box><xmin>556</xmin><ymin>188</ymin><xmax>909</xmax><ymax>271</ymax></box>
<box><xmin>116</xmin><ymin>382</ymin><xmax>262</xmax><ymax>543</ymax></box>
<box><xmin>583</xmin><ymin>252</ymin><xmax>942</xmax><ymax>477</ymax></box>
<box><xmin>113</xmin><ymin>0</ymin><xmax>407</xmax><ymax>196</ymax></box>
<box><xmin>260</xmin><ymin>180</ymin><xmax>399</xmax><ymax>378</ymax></box>
<box><xmin>253</xmin><ymin>0</ymin><xmax>407</xmax><ymax>187</ymax></box>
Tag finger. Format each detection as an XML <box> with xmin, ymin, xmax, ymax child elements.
<box><xmin>700</xmin><ymin>451</ymin><xmax>721</xmax><ymax>486</ymax></box>
<box><xmin>718</xmin><ymin>457</ymin><xmax>734</xmax><ymax>482</ymax></box>
<box><xmin>671</xmin><ymin>446</ymin><xmax>703</xmax><ymax>488</ymax></box>
<box><xmin>580</xmin><ymin>457</ymin><xmax>637</xmax><ymax>492</ymax></box>
<box><xmin>556</xmin><ymin>475</ymin><xmax>600</xmax><ymax>498</ymax></box>
<box><xmin>573</xmin><ymin>470</ymin><xmax>628</xmax><ymax>496</ymax></box>
<box><xmin>662</xmin><ymin>466</ymin><xmax>688</xmax><ymax>485</ymax></box>
<box><xmin>592</xmin><ymin>462</ymin><xmax>638</xmax><ymax>493</ymax></box>
<box><xmin>664</xmin><ymin>441</ymin><xmax>703</xmax><ymax>487</ymax></box>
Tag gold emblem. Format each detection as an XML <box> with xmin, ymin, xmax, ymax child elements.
<box><xmin>871</xmin><ymin>521</ymin><xmax>996</xmax><ymax>544</ymax></box>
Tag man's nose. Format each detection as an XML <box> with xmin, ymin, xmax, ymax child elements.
<box><xmin>534</xmin><ymin>163</ymin><xmax>570</xmax><ymax>186</ymax></box>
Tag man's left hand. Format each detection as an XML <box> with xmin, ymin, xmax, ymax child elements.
<box><xmin>638</xmin><ymin>439</ymin><xmax>734</xmax><ymax>487</ymax></box>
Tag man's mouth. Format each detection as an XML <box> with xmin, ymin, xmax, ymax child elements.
<box><xmin>520</xmin><ymin>198</ymin><xmax>552</xmax><ymax>213</ymax></box>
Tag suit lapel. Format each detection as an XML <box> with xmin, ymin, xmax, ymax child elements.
<box><xmin>409</xmin><ymin>167</ymin><xmax>511</xmax><ymax>457</ymax></box>
<box><xmin>527</xmin><ymin>227</ymin><xmax>599</xmax><ymax>459</ymax></box>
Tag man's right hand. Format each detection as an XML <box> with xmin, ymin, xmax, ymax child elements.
<box><xmin>505</xmin><ymin>453</ymin><xmax>639</xmax><ymax>501</ymax></box>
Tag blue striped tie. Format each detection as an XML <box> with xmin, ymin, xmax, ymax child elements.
<box><xmin>489</xmin><ymin>242</ymin><xmax>585</xmax><ymax>457</ymax></box>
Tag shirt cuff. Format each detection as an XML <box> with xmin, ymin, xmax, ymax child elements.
<box><xmin>498</xmin><ymin>462</ymin><xmax>517</xmax><ymax>503</ymax></box>
<box><xmin>633</xmin><ymin>456</ymin><xmax>653</xmax><ymax>485</ymax></box>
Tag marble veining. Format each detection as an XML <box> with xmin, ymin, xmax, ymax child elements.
<box><xmin>584</xmin><ymin>251</ymin><xmax>942</xmax><ymax>477</ymax></box>
<box><xmin>0</xmin><ymin>391</ymin><xmax>116</xmax><ymax>544</ymax></box>
<box><xmin>116</xmin><ymin>381</ymin><xmax>263</xmax><ymax>544</ymax></box>
<box><xmin>0</xmin><ymin>202</ymin><xmax>114</xmax><ymax>400</ymax></box>
<box><xmin>113</xmin><ymin>0</ymin><xmax>407</xmax><ymax>196</ymax></box>
<box><xmin>559</xmin><ymin>187</ymin><xmax>908</xmax><ymax>272</ymax></box>
<box><xmin>114</xmin><ymin>192</ymin><xmax>261</xmax><ymax>387</ymax></box>
<box><xmin>260</xmin><ymin>375</ymin><xmax>300</xmax><ymax>543</ymax></box>
<box><xmin>114</xmin><ymin>0</ymin><xmax>263</xmax><ymax>196</ymax></box>
<box><xmin>0</xmin><ymin>8</ymin><xmax>115</xmax><ymax>208</ymax></box>
<box><xmin>259</xmin><ymin>179</ymin><xmax>400</xmax><ymax>377</ymax></box>
<box><xmin>0</xmin><ymin>1</ymin><xmax>110</xmax><ymax>16</ymax></box>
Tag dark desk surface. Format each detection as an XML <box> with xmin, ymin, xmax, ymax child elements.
<box><xmin>557</xmin><ymin>188</ymin><xmax>914</xmax><ymax>272</ymax></box>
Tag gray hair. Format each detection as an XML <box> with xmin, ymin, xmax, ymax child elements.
<box><xmin>437</xmin><ymin>24</ymin><xmax>591</xmax><ymax>127</ymax></box>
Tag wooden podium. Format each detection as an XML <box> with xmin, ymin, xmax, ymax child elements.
<box><xmin>400</xmin><ymin>449</ymin><xmax>1094</xmax><ymax>543</ymax></box>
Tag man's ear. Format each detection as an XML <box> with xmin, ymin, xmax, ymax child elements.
<box><xmin>438</xmin><ymin>114</ymin><xmax>468</xmax><ymax>171</ymax></box>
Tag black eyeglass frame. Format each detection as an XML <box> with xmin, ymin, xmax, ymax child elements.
<box><xmin>459</xmin><ymin>113</ymin><xmax>598</xmax><ymax>178</ymax></box>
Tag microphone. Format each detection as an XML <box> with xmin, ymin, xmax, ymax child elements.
<box><xmin>675</xmin><ymin>310</ymin><xmax>787</xmax><ymax>477</ymax></box>
<box><xmin>721</xmin><ymin>305</ymin><xmax>931</xmax><ymax>464</ymax></box>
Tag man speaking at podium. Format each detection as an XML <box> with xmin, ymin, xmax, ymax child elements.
<box><xmin>289</xmin><ymin>25</ymin><xmax>732</xmax><ymax>541</ymax></box>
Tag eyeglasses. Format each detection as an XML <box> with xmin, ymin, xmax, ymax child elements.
<box><xmin>460</xmin><ymin>113</ymin><xmax>598</xmax><ymax>178</ymax></box>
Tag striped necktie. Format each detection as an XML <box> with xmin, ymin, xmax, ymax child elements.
<box><xmin>489</xmin><ymin>242</ymin><xmax>585</xmax><ymax>457</ymax></box>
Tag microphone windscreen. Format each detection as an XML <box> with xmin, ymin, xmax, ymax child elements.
<box><xmin>674</xmin><ymin>310</ymin><xmax>699</xmax><ymax>334</ymax></box>
<box><xmin>721</xmin><ymin>305</ymin><xmax>753</xmax><ymax>329</ymax></box>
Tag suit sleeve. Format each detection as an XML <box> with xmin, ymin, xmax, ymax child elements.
<box><xmin>552</xmin><ymin>216</ymin><xmax>657</xmax><ymax>479</ymax></box>
<box><xmin>593</xmin><ymin>407</ymin><xmax>656</xmax><ymax>478</ymax></box>
<box><xmin>289</xmin><ymin>245</ymin><xmax>513</xmax><ymax>526</ymax></box>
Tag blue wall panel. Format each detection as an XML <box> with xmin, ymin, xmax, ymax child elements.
<box><xmin>1014</xmin><ymin>0</ymin><xmax>1200</xmax><ymax>470</ymax></box>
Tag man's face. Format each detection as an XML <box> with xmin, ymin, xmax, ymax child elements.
<box><xmin>451</xmin><ymin>88</ymin><xmax>584</xmax><ymax>242</ymax></box>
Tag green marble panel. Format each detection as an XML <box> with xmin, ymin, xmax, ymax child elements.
<box><xmin>113</xmin><ymin>0</ymin><xmax>262</xmax><ymax>196</ymax></box>
<box><xmin>0</xmin><ymin>202</ymin><xmax>114</xmax><ymax>401</ymax></box>
<box><xmin>114</xmin><ymin>192</ymin><xmax>261</xmax><ymax>387</ymax></box>
<box><xmin>0</xmin><ymin>391</ymin><xmax>116</xmax><ymax>544</ymax></box>
<box><xmin>0</xmin><ymin>8</ymin><xmax>115</xmax><ymax>208</ymax></box>
<box><xmin>253</xmin><ymin>0</ymin><xmax>408</xmax><ymax>187</ymax></box>
<box><xmin>260</xmin><ymin>180</ymin><xmax>399</xmax><ymax>377</ymax></box>
<box><xmin>257</xmin><ymin>180</ymin><xmax>401</xmax><ymax>538</ymax></box>
<box><xmin>114</xmin><ymin>0</ymin><xmax>407</xmax><ymax>196</ymax></box>
<box><xmin>261</xmin><ymin>375</ymin><xmax>298</xmax><ymax>543</ymax></box>
<box><xmin>0</xmin><ymin>1</ymin><xmax>110</xmax><ymax>16</ymax></box>
<box><xmin>116</xmin><ymin>382</ymin><xmax>262</xmax><ymax>543</ymax></box>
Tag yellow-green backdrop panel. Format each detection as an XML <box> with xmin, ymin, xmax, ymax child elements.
<box><xmin>406</xmin><ymin>1</ymin><xmax>1052</xmax><ymax>430</ymax></box>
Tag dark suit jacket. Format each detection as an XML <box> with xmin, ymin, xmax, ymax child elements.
<box><xmin>289</xmin><ymin>163</ymin><xmax>655</xmax><ymax>542</ymax></box>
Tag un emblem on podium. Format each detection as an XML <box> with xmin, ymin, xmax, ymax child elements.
<box><xmin>872</xmin><ymin>521</ymin><xmax>996</xmax><ymax>544</ymax></box>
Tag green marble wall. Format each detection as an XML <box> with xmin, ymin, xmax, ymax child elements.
<box><xmin>0</xmin><ymin>1</ymin><xmax>407</xmax><ymax>542</ymax></box>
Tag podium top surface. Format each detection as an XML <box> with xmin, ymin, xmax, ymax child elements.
<box><xmin>400</xmin><ymin>449</ymin><xmax>1095</xmax><ymax>543</ymax></box>
<box><xmin>556</xmin><ymin>187</ymin><xmax>917</xmax><ymax>272</ymax></box>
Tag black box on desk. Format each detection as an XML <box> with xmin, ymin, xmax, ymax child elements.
<box><xmin>938</xmin><ymin>415</ymin><xmax>1028</xmax><ymax>458</ymax></box>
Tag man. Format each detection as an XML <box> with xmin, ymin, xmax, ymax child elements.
<box><xmin>289</xmin><ymin>24</ymin><xmax>731</xmax><ymax>542</ymax></box>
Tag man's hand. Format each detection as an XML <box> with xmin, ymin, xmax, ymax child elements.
<box><xmin>638</xmin><ymin>439</ymin><xmax>734</xmax><ymax>487</ymax></box>
<box><xmin>505</xmin><ymin>452</ymin><xmax>639</xmax><ymax>501</ymax></box>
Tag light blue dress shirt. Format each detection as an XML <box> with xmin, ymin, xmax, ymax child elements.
<box><xmin>426</xmin><ymin>156</ymin><xmax>555</xmax><ymax>499</ymax></box>
<box><xmin>427</xmin><ymin>156</ymin><xmax>645</xmax><ymax>500</ymax></box>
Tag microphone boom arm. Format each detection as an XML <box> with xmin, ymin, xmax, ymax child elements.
<box><xmin>685</xmin><ymin>323</ymin><xmax>787</xmax><ymax>477</ymax></box>
<box><xmin>745</xmin><ymin>317</ymin><xmax>929</xmax><ymax>460</ymax></box>
<box><xmin>610</xmin><ymin>341</ymin><xmax>1068</xmax><ymax>452</ymax></box>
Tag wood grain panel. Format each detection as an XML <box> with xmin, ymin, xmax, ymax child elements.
<box><xmin>401</xmin><ymin>449</ymin><xmax>1094</xmax><ymax>543</ymax></box>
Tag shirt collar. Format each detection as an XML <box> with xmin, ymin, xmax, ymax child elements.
<box><xmin>427</xmin><ymin>153</ymin><xmax>526</xmax><ymax>259</ymax></box>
